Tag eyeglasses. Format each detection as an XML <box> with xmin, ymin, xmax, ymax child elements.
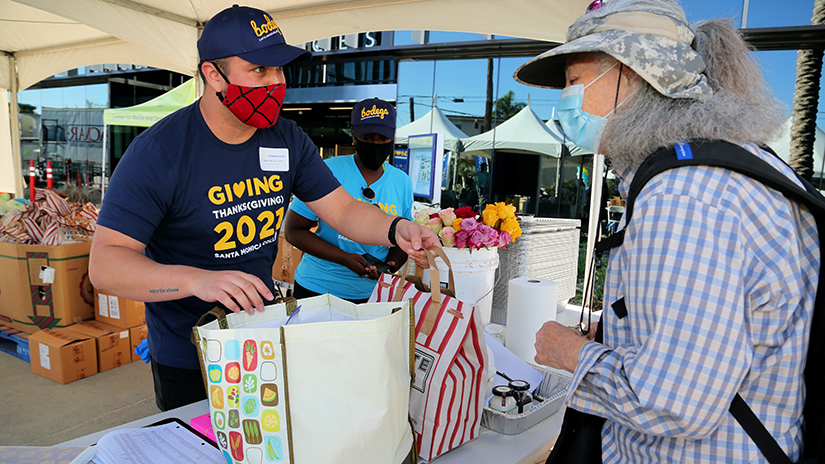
<box><xmin>362</xmin><ymin>187</ymin><xmax>375</xmax><ymax>201</ymax></box>
<box><xmin>586</xmin><ymin>0</ymin><xmax>605</xmax><ymax>12</ymax></box>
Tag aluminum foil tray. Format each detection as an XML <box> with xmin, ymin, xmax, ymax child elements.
<box><xmin>481</xmin><ymin>367</ymin><xmax>571</xmax><ymax>435</ymax></box>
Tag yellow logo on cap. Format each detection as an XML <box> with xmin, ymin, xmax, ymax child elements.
<box><xmin>251</xmin><ymin>14</ymin><xmax>279</xmax><ymax>37</ymax></box>
<box><xmin>361</xmin><ymin>105</ymin><xmax>389</xmax><ymax>120</ymax></box>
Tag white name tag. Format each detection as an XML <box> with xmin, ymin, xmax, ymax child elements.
<box><xmin>260</xmin><ymin>148</ymin><xmax>289</xmax><ymax>171</ymax></box>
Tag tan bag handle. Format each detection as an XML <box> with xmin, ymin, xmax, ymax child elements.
<box><xmin>418</xmin><ymin>248</ymin><xmax>450</xmax><ymax>337</ymax></box>
<box><xmin>191</xmin><ymin>307</ymin><xmax>228</xmax><ymax>393</ymax></box>
<box><xmin>391</xmin><ymin>246</ymin><xmax>457</xmax><ymax>302</ymax></box>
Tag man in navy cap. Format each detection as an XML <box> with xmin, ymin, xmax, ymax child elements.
<box><xmin>90</xmin><ymin>6</ymin><xmax>437</xmax><ymax>411</ymax></box>
<box><xmin>284</xmin><ymin>98</ymin><xmax>413</xmax><ymax>302</ymax></box>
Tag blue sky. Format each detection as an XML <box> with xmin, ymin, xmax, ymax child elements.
<box><xmin>395</xmin><ymin>0</ymin><xmax>825</xmax><ymax>132</ymax></box>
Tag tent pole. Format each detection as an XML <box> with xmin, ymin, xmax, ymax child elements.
<box><xmin>583</xmin><ymin>154</ymin><xmax>605</xmax><ymax>308</ymax></box>
<box><xmin>101</xmin><ymin>124</ymin><xmax>108</xmax><ymax>199</ymax></box>
<box><xmin>534</xmin><ymin>156</ymin><xmax>541</xmax><ymax>216</ymax></box>
<box><xmin>9</xmin><ymin>55</ymin><xmax>23</xmax><ymax>199</ymax></box>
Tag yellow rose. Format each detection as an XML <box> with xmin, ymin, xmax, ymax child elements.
<box><xmin>502</xmin><ymin>218</ymin><xmax>522</xmax><ymax>240</ymax></box>
<box><xmin>496</xmin><ymin>202</ymin><xmax>516</xmax><ymax>220</ymax></box>
<box><xmin>482</xmin><ymin>208</ymin><xmax>499</xmax><ymax>227</ymax></box>
<box><xmin>451</xmin><ymin>218</ymin><xmax>463</xmax><ymax>231</ymax></box>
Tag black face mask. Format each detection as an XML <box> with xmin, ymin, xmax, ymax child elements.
<box><xmin>355</xmin><ymin>140</ymin><xmax>393</xmax><ymax>171</ymax></box>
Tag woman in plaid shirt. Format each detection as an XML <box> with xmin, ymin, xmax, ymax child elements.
<box><xmin>515</xmin><ymin>0</ymin><xmax>817</xmax><ymax>462</ymax></box>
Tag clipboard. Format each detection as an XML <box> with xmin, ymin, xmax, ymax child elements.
<box><xmin>146</xmin><ymin>417</ymin><xmax>219</xmax><ymax>449</ymax></box>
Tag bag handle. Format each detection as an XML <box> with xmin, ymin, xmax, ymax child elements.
<box><xmin>427</xmin><ymin>246</ymin><xmax>456</xmax><ymax>294</ymax></box>
<box><xmin>391</xmin><ymin>246</ymin><xmax>458</xmax><ymax>302</ymax></box>
<box><xmin>419</xmin><ymin>248</ymin><xmax>447</xmax><ymax>337</ymax></box>
<box><xmin>190</xmin><ymin>307</ymin><xmax>228</xmax><ymax>393</ymax></box>
<box><xmin>392</xmin><ymin>258</ymin><xmax>417</xmax><ymax>302</ymax></box>
<box><xmin>190</xmin><ymin>307</ymin><xmax>228</xmax><ymax>345</ymax></box>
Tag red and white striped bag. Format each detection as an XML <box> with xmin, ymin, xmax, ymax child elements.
<box><xmin>369</xmin><ymin>248</ymin><xmax>488</xmax><ymax>461</ymax></box>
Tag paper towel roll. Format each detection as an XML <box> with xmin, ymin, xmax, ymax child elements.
<box><xmin>505</xmin><ymin>277</ymin><xmax>558</xmax><ymax>363</ymax></box>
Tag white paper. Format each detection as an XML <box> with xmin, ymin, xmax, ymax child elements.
<box><xmin>259</xmin><ymin>147</ymin><xmax>289</xmax><ymax>171</ymax></box>
<box><xmin>484</xmin><ymin>333</ymin><xmax>544</xmax><ymax>407</ymax></box>
<box><xmin>108</xmin><ymin>297</ymin><xmax>120</xmax><ymax>320</ymax></box>
<box><xmin>241</xmin><ymin>305</ymin><xmax>362</xmax><ymax>329</ymax></box>
<box><xmin>505</xmin><ymin>277</ymin><xmax>558</xmax><ymax>363</ymax></box>
<box><xmin>39</xmin><ymin>265</ymin><xmax>55</xmax><ymax>284</ymax></box>
<box><xmin>91</xmin><ymin>422</ymin><xmax>223</xmax><ymax>464</ymax></box>
<box><xmin>39</xmin><ymin>343</ymin><xmax>50</xmax><ymax>370</ymax></box>
<box><xmin>98</xmin><ymin>294</ymin><xmax>109</xmax><ymax>317</ymax></box>
<box><xmin>120</xmin><ymin>331</ymin><xmax>129</xmax><ymax>339</ymax></box>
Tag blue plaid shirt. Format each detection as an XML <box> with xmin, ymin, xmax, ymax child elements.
<box><xmin>568</xmin><ymin>143</ymin><xmax>820</xmax><ymax>462</ymax></box>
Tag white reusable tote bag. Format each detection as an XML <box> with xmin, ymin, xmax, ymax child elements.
<box><xmin>193</xmin><ymin>294</ymin><xmax>415</xmax><ymax>464</ymax></box>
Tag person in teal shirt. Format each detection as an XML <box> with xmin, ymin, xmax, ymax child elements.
<box><xmin>284</xmin><ymin>99</ymin><xmax>413</xmax><ymax>302</ymax></box>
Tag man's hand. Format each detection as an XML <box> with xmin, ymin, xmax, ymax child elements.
<box><xmin>534</xmin><ymin>321</ymin><xmax>589</xmax><ymax>373</ymax></box>
<box><xmin>342</xmin><ymin>253</ymin><xmax>371</xmax><ymax>277</ymax></box>
<box><xmin>189</xmin><ymin>269</ymin><xmax>274</xmax><ymax>314</ymax></box>
<box><xmin>396</xmin><ymin>220</ymin><xmax>441</xmax><ymax>268</ymax></box>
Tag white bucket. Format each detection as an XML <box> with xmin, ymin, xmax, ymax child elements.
<box><xmin>424</xmin><ymin>247</ymin><xmax>499</xmax><ymax>325</ymax></box>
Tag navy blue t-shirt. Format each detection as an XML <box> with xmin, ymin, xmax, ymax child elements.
<box><xmin>97</xmin><ymin>102</ymin><xmax>339</xmax><ymax>369</ymax></box>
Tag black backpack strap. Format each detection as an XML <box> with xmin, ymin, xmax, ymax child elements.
<box><xmin>602</xmin><ymin>140</ymin><xmax>825</xmax><ymax>462</ymax></box>
<box><xmin>624</xmin><ymin>140</ymin><xmax>825</xmax><ymax>231</ymax></box>
<box><xmin>730</xmin><ymin>394</ymin><xmax>793</xmax><ymax>464</ymax></box>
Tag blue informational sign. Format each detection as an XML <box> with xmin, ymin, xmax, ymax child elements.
<box><xmin>442</xmin><ymin>151</ymin><xmax>451</xmax><ymax>188</ymax></box>
<box><xmin>474</xmin><ymin>155</ymin><xmax>485</xmax><ymax>171</ymax></box>
<box><xmin>393</xmin><ymin>148</ymin><xmax>409</xmax><ymax>173</ymax></box>
<box><xmin>407</xmin><ymin>133</ymin><xmax>444</xmax><ymax>203</ymax></box>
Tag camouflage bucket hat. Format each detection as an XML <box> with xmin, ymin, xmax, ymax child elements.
<box><xmin>514</xmin><ymin>8</ymin><xmax>713</xmax><ymax>99</ymax></box>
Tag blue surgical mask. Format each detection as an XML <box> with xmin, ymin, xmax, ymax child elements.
<box><xmin>557</xmin><ymin>62</ymin><xmax>623</xmax><ymax>154</ymax></box>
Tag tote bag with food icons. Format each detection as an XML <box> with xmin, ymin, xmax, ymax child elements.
<box><xmin>193</xmin><ymin>294</ymin><xmax>415</xmax><ymax>464</ymax></box>
<box><xmin>369</xmin><ymin>248</ymin><xmax>488</xmax><ymax>461</ymax></box>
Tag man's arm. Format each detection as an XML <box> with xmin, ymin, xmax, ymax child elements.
<box><xmin>305</xmin><ymin>187</ymin><xmax>440</xmax><ymax>266</ymax></box>
<box><xmin>89</xmin><ymin>225</ymin><xmax>273</xmax><ymax>313</ymax></box>
<box><xmin>283</xmin><ymin>209</ymin><xmax>373</xmax><ymax>277</ymax></box>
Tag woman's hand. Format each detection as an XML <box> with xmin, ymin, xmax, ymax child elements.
<box><xmin>534</xmin><ymin>321</ymin><xmax>589</xmax><ymax>373</ymax></box>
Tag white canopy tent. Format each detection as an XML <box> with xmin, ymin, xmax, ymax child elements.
<box><xmin>769</xmin><ymin>118</ymin><xmax>825</xmax><ymax>182</ymax></box>
<box><xmin>0</xmin><ymin>0</ymin><xmax>591</xmax><ymax>196</ymax></box>
<box><xmin>99</xmin><ymin>78</ymin><xmax>199</xmax><ymax>196</ymax></box>
<box><xmin>395</xmin><ymin>106</ymin><xmax>468</xmax><ymax>152</ymax></box>
<box><xmin>460</xmin><ymin>105</ymin><xmax>588</xmax><ymax>158</ymax></box>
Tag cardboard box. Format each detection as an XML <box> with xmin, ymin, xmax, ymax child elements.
<box><xmin>66</xmin><ymin>321</ymin><xmax>132</xmax><ymax>372</ymax></box>
<box><xmin>29</xmin><ymin>327</ymin><xmax>97</xmax><ymax>384</ymax></box>
<box><xmin>272</xmin><ymin>234</ymin><xmax>303</xmax><ymax>284</ymax></box>
<box><xmin>94</xmin><ymin>289</ymin><xmax>145</xmax><ymax>329</ymax></box>
<box><xmin>0</xmin><ymin>241</ymin><xmax>95</xmax><ymax>334</ymax></box>
<box><xmin>129</xmin><ymin>324</ymin><xmax>148</xmax><ymax>363</ymax></box>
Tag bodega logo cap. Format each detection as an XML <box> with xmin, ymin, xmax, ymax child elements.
<box><xmin>198</xmin><ymin>4</ymin><xmax>312</xmax><ymax>67</ymax></box>
<box><xmin>351</xmin><ymin>98</ymin><xmax>396</xmax><ymax>140</ymax></box>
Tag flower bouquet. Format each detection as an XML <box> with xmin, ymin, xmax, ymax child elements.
<box><xmin>414</xmin><ymin>203</ymin><xmax>522</xmax><ymax>250</ymax></box>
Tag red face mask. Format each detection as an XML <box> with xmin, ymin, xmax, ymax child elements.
<box><xmin>213</xmin><ymin>63</ymin><xmax>286</xmax><ymax>129</ymax></box>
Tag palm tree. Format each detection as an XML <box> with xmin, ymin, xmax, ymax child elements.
<box><xmin>495</xmin><ymin>91</ymin><xmax>526</xmax><ymax>121</ymax></box>
<box><xmin>788</xmin><ymin>0</ymin><xmax>824</xmax><ymax>182</ymax></box>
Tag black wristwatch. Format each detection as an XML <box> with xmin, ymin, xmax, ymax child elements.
<box><xmin>387</xmin><ymin>216</ymin><xmax>408</xmax><ymax>247</ymax></box>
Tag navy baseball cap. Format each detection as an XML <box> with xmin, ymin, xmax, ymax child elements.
<box><xmin>198</xmin><ymin>5</ymin><xmax>312</xmax><ymax>67</ymax></box>
<box><xmin>351</xmin><ymin>98</ymin><xmax>396</xmax><ymax>140</ymax></box>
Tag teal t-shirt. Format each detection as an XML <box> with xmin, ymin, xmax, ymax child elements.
<box><xmin>289</xmin><ymin>155</ymin><xmax>413</xmax><ymax>299</ymax></box>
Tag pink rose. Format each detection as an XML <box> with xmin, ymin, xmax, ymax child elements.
<box><xmin>468</xmin><ymin>230</ymin><xmax>485</xmax><ymax>249</ymax></box>
<box><xmin>479</xmin><ymin>225</ymin><xmax>498</xmax><ymax>247</ymax></box>
<box><xmin>497</xmin><ymin>230</ymin><xmax>512</xmax><ymax>248</ymax></box>
<box><xmin>454</xmin><ymin>229</ymin><xmax>470</xmax><ymax>249</ymax></box>
<box><xmin>439</xmin><ymin>226</ymin><xmax>456</xmax><ymax>247</ymax></box>
<box><xmin>460</xmin><ymin>217</ymin><xmax>479</xmax><ymax>232</ymax></box>
<box><xmin>425</xmin><ymin>217</ymin><xmax>443</xmax><ymax>234</ymax></box>
<box><xmin>438</xmin><ymin>208</ymin><xmax>457</xmax><ymax>226</ymax></box>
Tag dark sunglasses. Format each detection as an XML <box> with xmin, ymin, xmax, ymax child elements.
<box><xmin>362</xmin><ymin>187</ymin><xmax>375</xmax><ymax>201</ymax></box>
<box><xmin>586</xmin><ymin>0</ymin><xmax>605</xmax><ymax>12</ymax></box>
